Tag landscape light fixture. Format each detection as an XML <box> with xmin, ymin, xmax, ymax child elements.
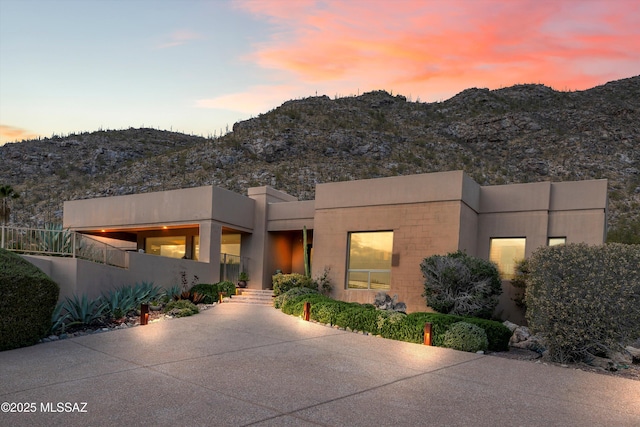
<box><xmin>424</xmin><ymin>322</ymin><xmax>432</xmax><ymax>346</ymax></box>
<box><xmin>303</xmin><ymin>302</ymin><xmax>311</xmax><ymax>321</ymax></box>
<box><xmin>140</xmin><ymin>303</ymin><xmax>149</xmax><ymax>325</ymax></box>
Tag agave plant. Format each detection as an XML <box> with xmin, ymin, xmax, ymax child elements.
<box><xmin>134</xmin><ymin>281</ymin><xmax>163</xmax><ymax>304</ymax></box>
<box><xmin>102</xmin><ymin>288</ymin><xmax>136</xmax><ymax>319</ymax></box>
<box><xmin>50</xmin><ymin>301</ymin><xmax>70</xmax><ymax>334</ymax></box>
<box><xmin>61</xmin><ymin>294</ymin><xmax>108</xmax><ymax>328</ymax></box>
<box><xmin>102</xmin><ymin>282</ymin><xmax>163</xmax><ymax>319</ymax></box>
<box><xmin>38</xmin><ymin>223</ymin><xmax>73</xmax><ymax>255</ymax></box>
<box><xmin>164</xmin><ymin>284</ymin><xmax>182</xmax><ymax>301</ymax></box>
<box><xmin>173</xmin><ymin>289</ymin><xmax>205</xmax><ymax>304</ymax></box>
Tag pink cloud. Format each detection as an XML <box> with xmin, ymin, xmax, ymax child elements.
<box><xmin>196</xmin><ymin>84</ymin><xmax>301</xmax><ymax>114</ymax></box>
<box><xmin>0</xmin><ymin>125</ymin><xmax>40</xmax><ymax>145</ymax></box>
<box><xmin>234</xmin><ymin>0</ymin><xmax>640</xmax><ymax>100</ymax></box>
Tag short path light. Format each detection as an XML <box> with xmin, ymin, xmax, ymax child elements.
<box><xmin>140</xmin><ymin>303</ymin><xmax>149</xmax><ymax>326</ymax></box>
<box><xmin>303</xmin><ymin>302</ymin><xmax>311</xmax><ymax>321</ymax></box>
<box><xmin>424</xmin><ymin>322</ymin><xmax>432</xmax><ymax>346</ymax></box>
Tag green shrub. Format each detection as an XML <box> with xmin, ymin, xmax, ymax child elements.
<box><xmin>526</xmin><ymin>243</ymin><xmax>640</xmax><ymax>363</ymax></box>
<box><xmin>334</xmin><ymin>305</ymin><xmax>379</xmax><ymax>333</ymax></box>
<box><xmin>164</xmin><ymin>299</ymin><xmax>199</xmax><ymax>317</ymax></box>
<box><xmin>217</xmin><ymin>281</ymin><xmax>236</xmax><ymax>299</ymax></box>
<box><xmin>272</xmin><ymin>273</ymin><xmax>315</xmax><ymax>296</ymax></box>
<box><xmin>0</xmin><ymin>249</ymin><xmax>60</xmax><ymax>350</ymax></box>
<box><xmin>420</xmin><ymin>251</ymin><xmax>502</xmax><ymax>319</ymax></box>
<box><xmin>274</xmin><ymin>286</ymin><xmax>319</xmax><ymax>309</ymax></box>
<box><xmin>441</xmin><ymin>322</ymin><xmax>489</xmax><ymax>353</ymax></box>
<box><xmin>376</xmin><ymin>310</ymin><xmax>407</xmax><ymax>336</ymax></box>
<box><xmin>378</xmin><ymin>312</ymin><xmax>509</xmax><ymax>351</ymax></box>
<box><xmin>190</xmin><ymin>283</ymin><xmax>219</xmax><ymax>304</ymax></box>
<box><xmin>273</xmin><ymin>287</ymin><xmax>510</xmax><ymax>352</ymax></box>
<box><xmin>607</xmin><ymin>217</ymin><xmax>640</xmax><ymax>244</ymax></box>
<box><xmin>510</xmin><ymin>259</ymin><xmax>529</xmax><ymax>309</ymax></box>
<box><xmin>281</xmin><ymin>293</ymin><xmax>329</xmax><ymax>316</ymax></box>
<box><xmin>311</xmin><ymin>300</ymin><xmax>351</xmax><ymax>325</ymax></box>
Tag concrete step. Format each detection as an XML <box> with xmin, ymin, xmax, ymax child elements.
<box><xmin>236</xmin><ymin>288</ymin><xmax>274</xmax><ymax>295</ymax></box>
<box><xmin>223</xmin><ymin>288</ymin><xmax>274</xmax><ymax>305</ymax></box>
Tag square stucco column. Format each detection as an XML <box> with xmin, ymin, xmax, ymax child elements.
<box><xmin>199</xmin><ymin>220</ymin><xmax>222</xmax><ymax>283</ymax></box>
<box><xmin>247</xmin><ymin>186</ymin><xmax>298</xmax><ymax>289</ymax></box>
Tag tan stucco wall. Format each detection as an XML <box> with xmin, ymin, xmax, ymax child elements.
<box><xmin>476</xmin><ymin>179</ymin><xmax>608</xmax><ymax>258</ymax></box>
<box><xmin>315</xmin><ymin>170</ymin><xmax>471</xmax><ymax>209</ymax></box>
<box><xmin>548</xmin><ymin>210</ymin><xmax>607</xmax><ymax>244</ymax></box>
<box><xmin>64</xmin><ymin>185</ymin><xmax>254</xmax><ymax>231</ymax></box>
<box><xmin>313</xmin><ymin>201</ymin><xmax>464</xmax><ymax>313</ymax></box>
<box><xmin>458</xmin><ymin>202</ymin><xmax>479</xmax><ymax>256</ymax></box>
<box><xmin>246</xmin><ymin>186</ymin><xmax>299</xmax><ymax>289</ymax></box>
<box><xmin>267</xmin><ymin>200</ymin><xmax>315</xmax><ymax>231</ymax></box>
<box><xmin>23</xmin><ymin>252</ymin><xmax>216</xmax><ymax>302</ymax></box>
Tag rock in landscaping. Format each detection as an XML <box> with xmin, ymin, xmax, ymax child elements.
<box><xmin>608</xmin><ymin>351</ymin><xmax>632</xmax><ymax>365</ymax></box>
<box><xmin>625</xmin><ymin>346</ymin><xmax>640</xmax><ymax>363</ymax></box>
<box><xmin>502</xmin><ymin>320</ymin><xmax>518</xmax><ymax>333</ymax></box>
<box><xmin>373</xmin><ymin>292</ymin><xmax>407</xmax><ymax>312</ymax></box>
<box><xmin>588</xmin><ymin>355</ymin><xmax>618</xmax><ymax>371</ymax></box>
<box><xmin>507</xmin><ymin>323</ymin><xmax>546</xmax><ymax>353</ymax></box>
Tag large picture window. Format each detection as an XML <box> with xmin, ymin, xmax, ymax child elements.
<box><xmin>347</xmin><ymin>231</ymin><xmax>393</xmax><ymax>290</ymax></box>
<box><xmin>146</xmin><ymin>236</ymin><xmax>186</xmax><ymax>259</ymax></box>
<box><xmin>489</xmin><ymin>238</ymin><xmax>525</xmax><ymax>280</ymax></box>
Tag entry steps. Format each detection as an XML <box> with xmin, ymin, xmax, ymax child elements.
<box><xmin>224</xmin><ymin>288</ymin><xmax>274</xmax><ymax>306</ymax></box>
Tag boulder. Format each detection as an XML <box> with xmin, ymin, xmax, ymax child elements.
<box><xmin>587</xmin><ymin>355</ymin><xmax>618</xmax><ymax>371</ymax></box>
<box><xmin>510</xmin><ymin>326</ymin><xmax>532</xmax><ymax>344</ymax></box>
<box><xmin>506</xmin><ymin>323</ymin><xmax>546</xmax><ymax>353</ymax></box>
<box><xmin>503</xmin><ymin>320</ymin><xmax>518</xmax><ymax>332</ymax></box>
<box><xmin>606</xmin><ymin>351</ymin><xmax>632</xmax><ymax>365</ymax></box>
<box><xmin>624</xmin><ymin>346</ymin><xmax>640</xmax><ymax>363</ymax></box>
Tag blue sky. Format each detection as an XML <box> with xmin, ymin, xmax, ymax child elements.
<box><xmin>0</xmin><ymin>0</ymin><xmax>272</xmax><ymax>143</ymax></box>
<box><xmin>1</xmin><ymin>0</ymin><xmax>638</xmax><ymax>145</ymax></box>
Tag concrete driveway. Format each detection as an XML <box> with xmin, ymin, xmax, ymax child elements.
<box><xmin>1</xmin><ymin>303</ymin><xmax>639</xmax><ymax>426</ymax></box>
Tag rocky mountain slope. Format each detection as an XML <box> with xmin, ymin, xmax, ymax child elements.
<box><xmin>1</xmin><ymin>76</ymin><xmax>638</xmax><ymax>239</ymax></box>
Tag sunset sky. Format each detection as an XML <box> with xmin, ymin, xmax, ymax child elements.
<box><xmin>1</xmin><ymin>0</ymin><xmax>638</xmax><ymax>145</ymax></box>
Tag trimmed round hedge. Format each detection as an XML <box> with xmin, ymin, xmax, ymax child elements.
<box><xmin>441</xmin><ymin>321</ymin><xmax>489</xmax><ymax>353</ymax></box>
<box><xmin>0</xmin><ymin>249</ymin><xmax>60</xmax><ymax>351</ymax></box>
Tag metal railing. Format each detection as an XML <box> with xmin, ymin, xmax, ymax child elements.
<box><xmin>220</xmin><ymin>253</ymin><xmax>248</xmax><ymax>283</ymax></box>
<box><xmin>1</xmin><ymin>225</ymin><xmax>127</xmax><ymax>268</ymax></box>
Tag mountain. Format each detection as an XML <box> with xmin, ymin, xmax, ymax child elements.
<box><xmin>1</xmin><ymin>76</ymin><xmax>639</xmax><ymax>240</ymax></box>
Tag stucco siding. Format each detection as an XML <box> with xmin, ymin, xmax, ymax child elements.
<box><xmin>548</xmin><ymin>210</ymin><xmax>607</xmax><ymax>244</ymax></box>
<box><xmin>313</xmin><ymin>201</ymin><xmax>464</xmax><ymax>313</ymax></box>
<box><xmin>315</xmin><ymin>170</ymin><xmax>467</xmax><ymax>209</ymax></box>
